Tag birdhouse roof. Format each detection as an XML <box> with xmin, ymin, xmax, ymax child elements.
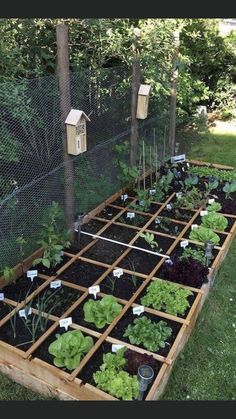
<box><xmin>65</xmin><ymin>109</ymin><xmax>90</xmax><ymax>125</ymax></box>
<box><xmin>138</xmin><ymin>84</ymin><xmax>151</xmax><ymax>96</ymax></box>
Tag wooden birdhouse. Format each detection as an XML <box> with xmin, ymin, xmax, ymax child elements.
<box><xmin>65</xmin><ymin>109</ymin><xmax>90</xmax><ymax>155</ymax></box>
<box><xmin>136</xmin><ymin>84</ymin><xmax>151</xmax><ymax>119</ymax></box>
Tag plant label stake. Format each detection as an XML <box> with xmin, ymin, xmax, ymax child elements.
<box><xmin>74</xmin><ymin>213</ymin><xmax>84</xmax><ymax>245</ymax></box>
<box><xmin>170</xmin><ymin>154</ymin><xmax>186</xmax><ymax>163</ymax></box>
<box><xmin>166</xmin><ymin>204</ymin><xmax>172</xmax><ymax>210</ymax></box>
<box><xmin>149</xmin><ymin>189</ymin><xmax>156</xmax><ymax>195</ymax></box>
<box><xmin>112</xmin><ymin>344</ymin><xmax>125</xmax><ymax>353</ymax></box>
<box><xmin>89</xmin><ymin>285</ymin><xmax>100</xmax><ymax>299</ymax></box>
<box><xmin>27</xmin><ymin>270</ymin><xmax>38</xmax><ymax>282</ymax></box>
<box><xmin>50</xmin><ymin>280</ymin><xmax>62</xmax><ymax>289</ymax></box>
<box><xmin>59</xmin><ymin>317</ymin><xmax>72</xmax><ymax>331</ymax></box>
<box><xmin>19</xmin><ymin>307</ymin><xmax>32</xmax><ymax>319</ymax></box>
<box><xmin>132</xmin><ymin>306</ymin><xmax>144</xmax><ymax>316</ymax></box>
<box><xmin>180</xmin><ymin>240</ymin><xmax>189</xmax><ymax>248</ymax></box>
<box><xmin>137</xmin><ymin>365</ymin><xmax>154</xmax><ymax>400</ymax></box>
<box><xmin>121</xmin><ymin>194</ymin><xmax>128</xmax><ymax>201</ymax></box>
<box><xmin>200</xmin><ymin>210</ymin><xmax>208</xmax><ymax>216</ymax></box>
<box><xmin>208</xmin><ymin>198</ymin><xmax>215</xmax><ymax>204</ymax></box>
<box><xmin>176</xmin><ymin>192</ymin><xmax>183</xmax><ymax>199</ymax></box>
<box><xmin>191</xmin><ymin>224</ymin><xmax>198</xmax><ymax>230</ymax></box>
<box><xmin>127</xmin><ymin>212</ymin><xmax>135</xmax><ymax>219</ymax></box>
<box><xmin>113</xmin><ymin>268</ymin><xmax>123</xmax><ymax>278</ymax></box>
<box><xmin>60</xmin><ymin>251</ymin><xmax>64</xmax><ymax>256</ymax></box>
<box><xmin>0</xmin><ymin>293</ymin><xmax>4</xmax><ymax>301</ymax></box>
<box><xmin>155</xmin><ymin>218</ymin><xmax>161</xmax><ymax>224</ymax></box>
<box><xmin>165</xmin><ymin>259</ymin><xmax>173</xmax><ymax>265</ymax></box>
<box><xmin>139</xmin><ymin>200</ymin><xmax>144</xmax><ymax>206</ymax></box>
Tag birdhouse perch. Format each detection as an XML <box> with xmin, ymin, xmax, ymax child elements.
<box><xmin>65</xmin><ymin>109</ymin><xmax>90</xmax><ymax>155</ymax></box>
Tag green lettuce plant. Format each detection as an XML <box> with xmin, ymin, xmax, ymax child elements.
<box><xmin>188</xmin><ymin>166</ymin><xmax>236</xmax><ymax>182</ymax></box>
<box><xmin>48</xmin><ymin>330</ymin><xmax>94</xmax><ymax>370</ymax></box>
<box><xmin>141</xmin><ymin>280</ymin><xmax>193</xmax><ymax>316</ymax></box>
<box><xmin>201</xmin><ymin>212</ymin><xmax>228</xmax><ymax>231</ymax></box>
<box><xmin>189</xmin><ymin>226</ymin><xmax>220</xmax><ymax>245</ymax></box>
<box><xmin>83</xmin><ymin>295</ymin><xmax>122</xmax><ymax>329</ymax></box>
<box><xmin>206</xmin><ymin>202</ymin><xmax>222</xmax><ymax>212</ymax></box>
<box><xmin>123</xmin><ymin>316</ymin><xmax>172</xmax><ymax>352</ymax></box>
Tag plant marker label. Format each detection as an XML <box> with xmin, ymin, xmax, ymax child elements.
<box><xmin>166</xmin><ymin>204</ymin><xmax>172</xmax><ymax>210</ymax></box>
<box><xmin>112</xmin><ymin>344</ymin><xmax>125</xmax><ymax>353</ymax></box>
<box><xmin>155</xmin><ymin>217</ymin><xmax>161</xmax><ymax>224</ymax></box>
<box><xmin>27</xmin><ymin>270</ymin><xmax>38</xmax><ymax>282</ymax></box>
<box><xmin>127</xmin><ymin>212</ymin><xmax>135</xmax><ymax>219</ymax></box>
<box><xmin>132</xmin><ymin>306</ymin><xmax>144</xmax><ymax>316</ymax></box>
<box><xmin>89</xmin><ymin>285</ymin><xmax>100</xmax><ymax>299</ymax></box>
<box><xmin>176</xmin><ymin>192</ymin><xmax>182</xmax><ymax>199</ymax></box>
<box><xmin>121</xmin><ymin>194</ymin><xmax>128</xmax><ymax>201</ymax></box>
<box><xmin>50</xmin><ymin>280</ymin><xmax>62</xmax><ymax>289</ymax></box>
<box><xmin>60</xmin><ymin>251</ymin><xmax>64</xmax><ymax>256</ymax></box>
<box><xmin>191</xmin><ymin>224</ymin><xmax>198</xmax><ymax>230</ymax></box>
<box><xmin>165</xmin><ymin>259</ymin><xmax>173</xmax><ymax>265</ymax></box>
<box><xmin>208</xmin><ymin>198</ymin><xmax>215</xmax><ymax>204</ymax></box>
<box><xmin>139</xmin><ymin>200</ymin><xmax>144</xmax><ymax>206</ymax></box>
<box><xmin>0</xmin><ymin>293</ymin><xmax>4</xmax><ymax>301</ymax></box>
<box><xmin>19</xmin><ymin>307</ymin><xmax>32</xmax><ymax>319</ymax></box>
<box><xmin>59</xmin><ymin>317</ymin><xmax>72</xmax><ymax>331</ymax></box>
<box><xmin>200</xmin><ymin>210</ymin><xmax>208</xmax><ymax>216</ymax></box>
<box><xmin>170</xmin><ymin>154</ymin><xmax>186</xmax><ymax>163</ymax></box>
<box><xmin>180</xmin><ymin>240</ymin><xmax>189</xmax><ymax>248</ymax></box>
<box><xmin>149</xmin><ymin>189</ymin><xmax>156</xmax><ymax>195</ymax></box>
<box><xmin>113</xmin><ymin>268</ymin><xmax>123</xmax><ymax>278</ymax></box>
<box><xmin>186</xmin><ymin>162</ymin><xmax>190</xmax><ymax>167</ymax></box>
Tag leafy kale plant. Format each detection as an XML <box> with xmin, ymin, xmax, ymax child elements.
<box><xmin>222</xmin><ymin>180</ymin><xmax>236</xmax><ymax>200</ymax></box>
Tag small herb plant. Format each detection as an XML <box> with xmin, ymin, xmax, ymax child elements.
<box><xmin>83</xmin><ymin>295</ymin><xmax>122</xmax><ymax>329</ymax></box>
<box><xmin>201</xmin><ymin>212</ymin><xmax>228</xmax><ymax>231</ymax></box>
<box><xmin>141</xmin><ymin>280</ymin><xmax>193</xmax><ymax>316</ymax></box>
<box><xmin>113</xmin><ymin>141</ymin><xmax>139</xmax><ymax>188</ymax></box>
<box><xmin>123</xmin><ymin>316</ymin><xmax>172</xmax><ymax>352</ymax></box>
<box><xmin>179</xmin><ymin>174</ymin><xmax>199</xmax><ymax>191</ymax></box>
<box><xmin>180</xmin><ymin>247</ymin><xmax>206</xmax><ymax>265</ymax></box>
<box><xmin>155</xmin><ymin>216</ymin><xmax>179</xmax><ymax>236</ymax></box>
<box><xmin>173</xmin><ymin>187</ymin><xmax>204</xmax><ymax>209</ymax></box>
<box><xmin>203</xmin><ymin>179</ymin><xmax>219</xmax><ymax>197</ymax></box>
<box><xmin>131</xmin><ymin>189</ymin><xmax>152</xmax><ymax>212</ymax></box>
<box><xmin>1</xmin><ymin>266</ymin><xmax>16</xmax><ymax>283</ymax></box>
<box><xmin>139</xmin><ymin>232</ymin><xmax>163</xmax><ymax>252</ymax></box>
<box><xmin>189</xmin><ymin>226</ymin><xmax>220</xmax><ymax>245</ymax></box>
<box><xmin>222</xmin><ymin>180</ymin><xmax>236</xmax><ymax>200</ymax></box>
<box><xmin>48</xmin><ymin>330</ymin><xmax>94</xmax><ymax>370</ymax></box>
<box><xmin>206</xmin><ymin>202</ymin><xmax>222</xmax><ymax>212</ymax></box>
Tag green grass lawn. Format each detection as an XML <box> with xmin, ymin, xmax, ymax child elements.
<box><xmin>0</xmin><ymin>121</ymin><xmax>236</xmax><ymax>400</ymax></box>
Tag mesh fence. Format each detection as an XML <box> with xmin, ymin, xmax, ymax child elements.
<box><xmin>0</xmin><ymin>64</ymin><xmax>171</xmax><ymax>271</ymax></box>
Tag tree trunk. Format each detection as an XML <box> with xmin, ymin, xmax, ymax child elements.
<box><xmin>169</xmin><ymin>30</ymin><xmax>180</xmax><ymax>157</ymax></box>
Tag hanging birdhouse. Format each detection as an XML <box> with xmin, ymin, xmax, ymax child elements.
<box><xmin>65</xmin><ymin>109</ymin><xmax>90</xmax><ymax>155</ymax></box>
<box><xmin>136</xmin><ymin>84</ymin><xmax>151</xmax><ymax>119</ymax></box>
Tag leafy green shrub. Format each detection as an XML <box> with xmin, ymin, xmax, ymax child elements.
<box><xmin>123</xmin><ymin>316</ymin><xmax>172</xmax><ymax>352</ymax></box>
<box><xmin>201</xmin><ymin>212</ymin><xmax>228</xmax><ymax>231</ymax></box>
<box><xmin>83</xmin><ymin>295</ymin><xmax>122</xmax><ymax>329</ymax></box>
<box><xmin>206</xmin><ymin>202</ymin><xmax>222</xmax><ymax>212</ymax></box>
<box><xmin>180</xmin><ymin>247</ymin><xmax>205</xmax><ymax>265</ymax></box>
<box><xmin>141</xmin><ymin>280</ymin><xmax>193</xmax><ymax>316</ymax></box>
<box><xmin>189</xmin><ymin>226</ymin><xmax>220</xmax><ymax>245</ymax></box>
<box><xmin>48</xmin><ymin>330</ymin><xmax>94</xmax><ymax>370</ymax></box>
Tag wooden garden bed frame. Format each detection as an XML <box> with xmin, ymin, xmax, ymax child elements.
<box><xmin>0</xmin><ymin>159</ymin><xmax>236</xmax><ymax>401</ymax></box>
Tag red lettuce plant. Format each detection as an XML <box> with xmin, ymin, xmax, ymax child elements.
<box><xmin>124</xmin><ymin>349</ymin><xmax>158</xmax><ymax>375</ymax></box>
<box><xmin>159</xmin><ymin>256</ymin><xmax>209</xmax><ymax>288</ymax></box>
<box><xmin>221</xmin><ymin>199</ymin><xmax>236</xmax><ymax>215</ymax></box>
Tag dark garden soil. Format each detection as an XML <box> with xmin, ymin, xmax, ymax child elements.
<box><xmin>135</xmin><ymin>280</ymin><xmax>197</xmax><ymax>319</ymax></box>
<box><xmin>167</xmin><ymin>242</ymin><xmax>219</xmax><ymax>267</ymax></box>
<box><xmin>33</xmin><ymin>326</ymin><xmax>98</xmax><ymax>374</ymax></box>
<box><xmin>109</xmin><ymin>309</ymin><xmax>182</xmax><ymax>358</ymax></box>
<box><xmin>99</xmin><ymin>272</ymin><xmax>144</xmax><ymax>301</ymax></box>
<box><xmin>82</xmin><ymin>240</ymin><xmax>126</xmax><ymax>265</ymax></box>
<box><xmin>65</xmin><ymin>235</ymin><xmax>93</xmax><ymax>254</ymax></box>
<box><xmin>193</xmin><ymin>214</ymin><xmax>236</xmax><ymax>233</ymax></box>
<box><xmin>2</xmin><ymin>276</ymin><xmax>46</xmax><ymax>303</ymax></box>
<box><xmin>34</xmin><ymin>254</ymin><xmax>71</xmax><ymax>276</ymax></box>
<box><xmin>100</xmin><ymin>224</ymin><xmax>137</xmax><ymax>244</ymax></box>
<box><xmin>82</xmin><ymin>219</ymin><xmax>109</xmax><ymax>234</ymax></box>
<box><xmin>117</xmin><ymin>211</ymin><xmax>152</xmax><ymax>228</ymax></box>
<box><xmin>96</xmin><ymin>206</ymin><xmax>122</xmax><ymax>220</ymax></box>
<box><xmin>148</xmin><ymin>218</ymin><xmax>185</xmax><ymax>236</ymax></box>
<box><xmin>77</xmin><ymin>340</ymin><xmax>161</xmax><ymax>400</ymax></box>
<box><xmin>0</xmin><ymin>314</ymin><xmax>54</xmax><ymax>352</ymax></box>
<box><xmin>31</xmin><ymin>285</ymin><xmax>81</xmax><ymax>317</ymax></box>
<box><xmin>134</xmin><ymin>235</ymin><xmax>175</xmax><ymax>254</ymax></box>
<box><xmin>184</xmin><ymin>226</ymin><xmax>227</xmax><ymax>247</ymax></box>
<box><xmin>59</xmin><ymin>260</ymin><xmax>107</xmax><ymax>288</ymax></box>
<box><xmin>118</xmin><ymin>249</ymin><xmax>162</xmax><ymax>275</ymax></box>
<box><xmin>0</xmin><ymin>302</ymin><xmax>14</xmax><ymax>321</ymax></box>
<box><xmin>159</xmin><ymin>206</ymin><xmax>195</xmax><ymax>222</ymax></box>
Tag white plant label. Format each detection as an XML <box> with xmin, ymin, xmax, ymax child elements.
<box><xmin>149</xmin><ymin>189</ymin><xmax>156</xmax><ymax>195</ymax></box>
<box><xmin>121</xmin><ymin>194</ymin><xmax>128</xmax><ymax>201</ymax></box>
<box><xmin>89</xmin><ymin>285</ymin><xmax>100</xmax><ymax>299</ymax></box>
<box><xmin>176</xmin><ymin>192</ymin><xmax>182</xmax><ymax>199</ymax></box>
<box><xmin>166</xmin><ymin>204</ymin><xmax>172</xmax><ymax>210</ymax></box>
<box><xmin>155</xmin><ymin>217</ymin><xmax>161</xmax><ymax>224</ymax></box>
<box><xmin>50</xmin><ymin>280</ymin><xmax>62</xmax><ymax>289</ymax></box>
<box><xmin>27</xmin><ymin>270</ymin><xmax>38</xmax><ymax>282</ymax></box>
<box><xmin>186</xmin><ymin>162</ymin><xmax>190</xmax><ymax>167</ymax></box>
<box><xmin>165</xmin><ymin>259</ymin><xmax>173</xmax><ymax>265</ymax></box>
<box><xmin>0</xmin><ymin>293</ymin><xmax>4</xmax><ymax>301</ymax></box>
<box><xmin>200</xmin><ymin>210</ymin><xmax>208</xmax><ymax>216</ymax></box>
<box><xmin>59</xmin><ymin>317</ymin><xmax>72</xmax><ymax>331</ymax></box>
<box><xmin>139</xmin><ymin>200</ymin><xmax>144</xmax><ymax>206</ymax></box>
<box><xmin>113</xmin><ymin>268</ymin><xmax>123</xmax><ymax>278</ymax></box>
<box><xmin>127</xmin><ymin>212</ymin><xmax>135</xmax><ymax>219</ymax></box>
<box><xmin>112</xmin><ymin>344</ymin><xmax>125</xmax><ymax>353</ymax></box>
<box><xmin>180</xmin><ymin>240</ymin><xmax>189</xmax><ymax>248</ymax></box>
<box><xmin>132</xmin><ymin>306</ymin><xmax>144</xmax><ymax>316</ymax></box>
<box><xmin>170</xmin><ymin>154</ymin><xmax>186</xmax><ymax>163</ymax></box>
<box><xmin>60</xmin><ymin>251</ymin><xmax>64</xmax><ymax>256</ymax></box>
<box><xmin>208</xmin><ymin>198</ymin><xmax>215</xmax><ymax>204</ymax></box>
<box><xmin>191</xmin><ymin>224</ymin><xmax>198</xmax><ymax>230</ymax></box>
<box><xmin>19</xmin><ymin>307</ymin><xmax>32</xmax><ymax>319</ymax></box>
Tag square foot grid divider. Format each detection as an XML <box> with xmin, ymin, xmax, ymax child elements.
<box><xmin>0</xmin><ymin>161</ymin><xmax>236</xmax><ymax>400</ymax></box>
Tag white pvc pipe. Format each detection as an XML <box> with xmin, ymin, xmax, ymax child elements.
<box><xmin>78</xmin><ymin>230</ymin><xmax>170</xmax><ymax>259</ymax></box>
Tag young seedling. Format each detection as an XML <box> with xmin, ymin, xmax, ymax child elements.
<box><xmin>16</xmin><ymin>235</ymin><xmax>27</xmax><ymax>274</ymax></box>
<box><xmin>139</xmin><ymin>232</ymin><xmax>163</xmax><ymax>252</ymax></box>
<box><xmin>1</xmin><ymin>266</ymin><xmax>16</xmax><ymax>283</ymax></box>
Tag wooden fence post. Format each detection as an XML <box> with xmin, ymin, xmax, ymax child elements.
<box><xmin>56</xmin><ymin>24</ymin><xmax>75</xmax><ymax>240</ymax></box>
<box><xmin>169</xmin><ymin>30</ymin><xmax>180</xmax><ymax>157</ymax></box>
<box><xmin>130</xmin><ymin>36</ymin><xmax>141</xmax><ymax>167</ymax></box>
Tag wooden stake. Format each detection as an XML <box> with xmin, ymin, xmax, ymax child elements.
<box><xmin>130</xmin><ymin>56</ymin><xmax>141</xmax><ymax>167</ymax></box>
<box><xmin>143</xmin><ymin>141</ymin><xmax>146</xmax><ymax>190</ymax></box>
<box><xmin>169</xmin><ymin>30</ymin><xmax>180</xmax><ymax>157</ymax></box>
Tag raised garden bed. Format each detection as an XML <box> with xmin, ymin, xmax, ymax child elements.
<box><xmin>0</xmin><ymin>159</ymin><xmax>236</xmax><ymax>401</ymax></box>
